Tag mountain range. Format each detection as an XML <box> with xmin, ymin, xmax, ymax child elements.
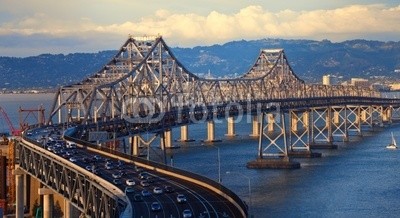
<box><xmin>1</xmin><ymin>38</ymin><xmax>400</xmax><ymax>91</ymax></box>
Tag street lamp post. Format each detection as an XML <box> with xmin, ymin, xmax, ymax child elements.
<box><xmin>226</xmin><ymin>171</ymin><xmax>252</xmax><ymax>217</ymax></box>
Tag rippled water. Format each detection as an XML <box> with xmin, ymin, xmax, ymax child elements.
<box><xmin>1</xmin><ymin>93</ymin><xmax>399</xmax><ymax>217</ymax></box>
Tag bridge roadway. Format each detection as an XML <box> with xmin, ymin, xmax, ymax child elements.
<box><xmin>71</xmin><ymin>96</ymin><xmax>400</xmax><ymax>139</ymax></box>
<box><xmin>20</xmin><ymin>125</ymin><xmax>246</xmax><ymax>217</ymax></box>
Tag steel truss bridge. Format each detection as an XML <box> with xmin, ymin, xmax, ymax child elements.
<box><xmin>15</xmin><ymin>35</ymin><xmax>400</xmax><ymax>217</ymax></box>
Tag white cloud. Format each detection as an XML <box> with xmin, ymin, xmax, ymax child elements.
<box><xmin>0</xmin><ymin>3</ymin><xmax>399</xmax><ymax>55</ymax></box>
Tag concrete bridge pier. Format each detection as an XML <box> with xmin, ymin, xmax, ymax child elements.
<box><xmin>177</xmin><ymin>125</ymin><xmax>195</xmax><ymax>142</ymax></box>
<box><xmin>14</xmin><ymin>167</ymin><xmax>25</xmax><ymax>218</ymax></box>
<box><xmin>161</xmin><ymin>130</ymin><xmax>178</xmax><ymax>149</ymax></box>
<box><xmin>382</xmin><ymin>106</ymin><xmax>392</xmax><ymax>124</ymax></box>
<box><xmin>249</xmin><ymin>115</ymin><xmax>260</xmax><ymax>137</ymax></box>
<box><xmin>360</xmin><ymin>106</ymin><xmax>370</xmax><ymax>128</ymax></box>
<box><xmin>247</xmin><ymin>112</ymin><xmax>300</xmax><ymax>169</ymax></box>
<box><xmin>309</xmin><ymin>107</ymin><xmax>337</xmax><ymax>149</ymax></box>
<box><xmin>225</xmin><ymin>117</ymin><xmax>237</xmax><ymax>137</ymax></box>
<box><xmin>38</xmin><ymin>188</ymin><xmax>54</xmax><ymax>218</ymax></box>
<box><xmin>130</xmin><ymin>135</ymin><xmax>141</xmax><ymax>156</ymax></box>
<box><xmin>288</xmin><ymin>110</ymin><xmax>321</xmax><ymax>158</ymax></box>
<box><xmin>267</xmin><ymin>114</ymin><xmax>275</xmax><ymax>132</ymax></box>
<box><xmin>203</xmin><ymin>120</ymin><xmax>221</xmax><ymax>143</ymax></box>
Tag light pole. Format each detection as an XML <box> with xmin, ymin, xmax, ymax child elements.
<box><xmin>226</xmin><ymin>171</ymin><xmax>252</xmax><ymax>217</ymax></box>
<box><xmin>206</xmin><ymin>144</ymin><xmax>221</xmax><ymax>183</ymax></box>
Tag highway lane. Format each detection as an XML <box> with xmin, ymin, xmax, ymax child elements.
<box><xmin>25</xmin><ymin>126</ymin><xmax>243</xmax><ymax>217</ymax></box>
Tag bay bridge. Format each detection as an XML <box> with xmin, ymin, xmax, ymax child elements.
<box><xmin>12</xmin><ymin>35</ymin><xmax>400</xmax><ymax>217</ymax></box>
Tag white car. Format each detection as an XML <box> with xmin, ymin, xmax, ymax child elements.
<box><xmin>112</xmin><ymin>172</ymin><xmax>122</xmax><ymax>179</ymax></box>
<box><xmin>153</xmin><ymin>187</ymin><xmax>163</xmax><ymax>194</ymax></box>
<box><xmin>125</xmin><ymin>179</ymin><xmax>135</xmax><ymax>186</ymax></box>
<box><xmin>177</xmin><ymin>194</ymin><xmax>187</xmax><ymax>203</ymax></box>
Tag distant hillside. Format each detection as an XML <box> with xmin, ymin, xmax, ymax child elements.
<box><xmin>1</xmin><ymin>38</ymin><xmax>400</xmax><ymax>90</ymax></box>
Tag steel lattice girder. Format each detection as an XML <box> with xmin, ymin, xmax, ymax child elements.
<box><xmin>16</xmin><ymin>140</ymin><xmax>127</xmax><ymax>217</ymax></box>
<box><xmin>47</xmin><ymin>36</ymin><xmax>380</xmax><ymax>125</ymax></box>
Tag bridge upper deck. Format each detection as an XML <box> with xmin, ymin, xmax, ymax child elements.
<box><xmin>47</xmin><ymin>36</ymin><xmax>384</xmax><ymax>125</ymax></box>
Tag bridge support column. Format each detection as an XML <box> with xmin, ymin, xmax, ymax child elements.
<box><xmin>347</xmin><ymin>106</ymin><xmax>362</xmax><ymax>137</ymax></box>
<box><xmin>249</xmin><ymin>115</ymin><xmax>260</xmax><ymax>137</ymax></box>
<box><xmin>309</xmin><ymin>107</ymin><xmax>337</xmax><ymax>149</ymax></box>
<box><xmin>14</xmin><ymin>167</ymin><xmax>25</xmax><ymax>218</ymax></box>
<box><xmin>38</xmin><ymin>188</ymin><xmax>54</xmax><ymax>218</ymax></box>
<box><xmin>267</xmin><ymin>114</ymin><xmax>275</xmax><ymax>132</ymax></box>
<box><xmin>63</xmin><ymin>200</ymin><xmax>80</xmax><ymax>218</ymax></box>
<box><xmin>161</xmin><ymin>130</ymin><xmax>176</xmax><ymax>148</ymax></box>
<box><xmin>333</xmin><ymin>110</ymin><xmax>340</xmax><ymax>125</ymax></box>
<box><xmin>247</xmin><ymin>112</ymin><xmax>300</xmax><ymax>169</ymax></box>
<box><xmin>177</xmin><ymin>125</ymin><xmax>194</xmax><ymax>142</ymax></box>
<box><xmin>331</xmin><ymin>106</ymin><xmax>349</xmax><ymax>142</ymax></box>
<box><xmin>204</xmin><ymin>121</ymin><xmax>221</xmax><ymax>143</ymax></box>
<box><xmin>288</xmin><ymin>110</ymin><xmax>321</xmax><ymax>158</ymax></box>
<box><xmin>225</xmin><ymin>117</ymin><xmax>236</xmax><ymax>137</ymax></box>
<box><xmin>130</xmin><ymin>135</ymin><xmax>141</xmax><ymax>156</ymax></box>
<box><xmin>382</xmin><ymin>106</ymin><xmax>392</xmax><ymax>124</ymax></box>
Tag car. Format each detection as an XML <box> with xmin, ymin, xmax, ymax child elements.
<box><xmin>153</xmin><ymin>187</ymin><xmax>163</xmax><ymax>194</ymax></box>
<box><xmin>66</xmin><ymin>150</ymin><xmax>76</xmax><ymax>156</ymax></box>
<box><xmin>66</xmin><ymin>141</ymin><xmax>77</xmax><ymax>148</ymax></box>
<box><xmin>133</xmin><ymin>194</ymin><xmax>143</xmax><ymax>202</ymax></box>
<box><xmin>113</xmin><ymin>179</ymin><xmax>122</xmax><ymax>185</ymax></box>
<box><xmin>118</xmin><ymin>170</ymin><xmax>126</xmax><ymax>176</ymax></box>
<box><xmin>151</xmin><ymin>202</ymin><xmax>161</xmax><ymax>211</ymax></box>
<box><xmin>112</xmin><ymin>172</ymin><xmax>122</xmax><ymax>179</ymax></box>
<box><xmin>124</xmin><ymin>187</ymin><xmax>135</xmax><ymax>194</ymax></box>
<box><xmin>139</xmin><ymin>172</ymin><xmax>148</xmax><ymax>180</ymax></box>
<box><xmin>146</xmin><ymin>176</ymin><xmax>155</xmax><ymax>183</ymax></box>
<box><xmin>164</xmin><ymin>185</ymin><xmax>174</xmax><ymax>193</ymax></box>
<box><xmin>125</xmin><ymin>179</ymin><xmax>135</xmax><ymax>186</ymax></box>
<box><xmin>134</xmin><ymin>166</ymin><xmax>143</xmax><ymax>172</ymax></box>
<box><xmin>81</xmin><ymin>157</ymin><xmax>91</xmax><ymax>163</ymax></box>
<box><xmin>105</xmin><ymin>163</ymin><xmax>114</xmax><ymax>170</ymax></box>
<box><xmin>69</xmin><ymin>157</ymin><xmax>78</xmax><ymax>162</ymax></box>
<box><xmin>140</xmin><ymin>181</ymin><xmax>150</xmax><ymax>187</ymax></box>
<box><xmin>177</xmin><ymin>194</ymin><xmax>187</xmax><ymax>203</ymax></box>
<box><xmin>141</xmin><ymin>189</ymin><xmax>151</xmax><ymax>197</ymax></box>
<box><xmin>93</xmin><ymin>155</ymin><xmax>102</xmax><ymax>161</ymax></box>
<box><xmin>182</xmin><ymin>209</ymin><xmax>192</xmax><ymax>218</ymax></box>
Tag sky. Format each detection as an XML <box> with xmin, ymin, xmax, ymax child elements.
<box><xmin>0</xmin><ymin>0</ymin><xmax>399</xmax><ymax>57</ymax></box>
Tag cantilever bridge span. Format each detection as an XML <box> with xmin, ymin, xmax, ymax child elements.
<box><xmin>14</xmin><ymin>36</ymin><xmax>400</xmax><ymax>218</ymax></box>
<box><xmin>47</xmin><ymin>35</ymin><xmax>400</xmax><ymax>160</ymax></box>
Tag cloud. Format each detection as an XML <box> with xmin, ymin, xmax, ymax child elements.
<box><xmin>0</xmin><ymin>4</ymin><xmax>399</xmax><ymax>56</ymax></box>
